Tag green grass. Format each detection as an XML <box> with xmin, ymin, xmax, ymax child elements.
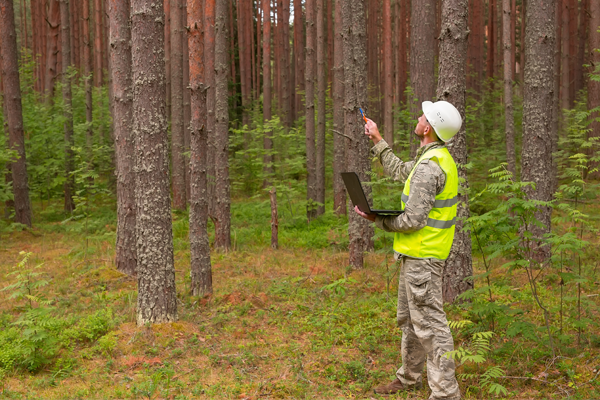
<box><xmin>0</xmin><ymin>194</ymin><xmax>600</xmax><ymax>399</ymax></box>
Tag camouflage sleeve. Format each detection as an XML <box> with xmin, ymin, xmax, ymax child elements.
<box><xmin>370</xmin><ymin>140</ymin><xmax>415</xmax><ymax>183</ymax></box>
<box><xmin>374</xmin><ymin>160</ymin><xmax>446</xmax><ymax>233</ymax></box>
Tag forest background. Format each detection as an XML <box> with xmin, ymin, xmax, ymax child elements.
<box><xmin>1</xmin><ymin>0</ymin><xmax>600</xmax><ymax>398</ymax></box>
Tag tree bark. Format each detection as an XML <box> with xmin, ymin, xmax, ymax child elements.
<box><xmin>383</xmin><ymin>0</ymin><xmax>393</xmax><ymax>145</ymax></box>
<box><xmin>165</xmin><ymin>0</ymin><xmax>171</xmax><ymax>120</ymax></box>
<box><xmin>205</xmin><ymin>0</ymin><xmax>216</xmax><ymax>218</ymax></box>
<box><xmin>588</xmin><ymin>0</ymin><xmax>600</xmax><ymax>140</ymax></box>
<box><xmin>398</xmin><ymin>0</ymin><xmax>408</xmax><ymax>104</ymax></box>
<box><xmin>305</xmin><ymin>0</ymin><xmax>317</xmax><ymax>220</ymax></box>
<box><xmin>188</xmin><ymin>0</ymin><xmax>212</xmax><ymax>297</ymax></box>
<box><xmin>332</xmin><ymin>0</ymin><xmax>346</xmax><ymax>215</ymax></box>
<box><xmin>294</xmin><ymin>0</ymin><xmax>305</xmax><ymax>121</ymax></box>
<box><xmin>214</xmin><ymin>0</ymin><xmax>231</xmax><ymax>250</ymax></box>
<box><xmin>94</xmin><ymin>0</ymin><xmax>103</xmax><ymax>86</ymax></box>
<box><xmin>71</xmin><ymin>0</ymin><xmax>79</xmax><ymax>69</ymax></box>
<box><xmin>237</xmin><ymin>0</ymin><xmax>249</xmax><ymax>125</ymax></box>
<box><xmin>568</xmin><ymin>0</ymin><xmax>576</xmax><ymax>105</ymax></box>
<box><xmin>83</xmin><ymin>0</ymin><xmax>93</xmax><ymax>162</ymax></box>
<box><xmin>315</xmin><ymin>0</ymin><xmax>325</xmax><ymax>216</ymax></box>
<box><xmin>280</xmin><ymin>0</ymin><xmax>291</xmax><ymax>126</ymax></box>
<box><xmin>107</xmin><ymin>0</ymin><xmax>136</xmax><ymax>276</ymax></box>
<box><xmin>263</xmin><ymin>0</ymin><xmax>273</xmax><ymax>183</ymax></box>
<box><xmin>561</xmin><ymin>0</ymin><xmax>569</xmax><ymax>110</ymax></box>
<box><xmin>575</xmin><ymin>0</ymin><xmax>587</xmax><ymax>96</ymax></box>
<box><xmin>511</xmin><ymin>0</ymin><xmax>516</xmax><ymax>80</ymax></box>
<box><xmin>0</xmin><ymin>0</ymin><xmax>33</xmax><ymax>227</ymax></box>
<box><xmin>131</xmin><ymin>0</ymin><xmax>178</xmax><ymax>323</ymax></box>
<box><xmin>341</xmin><ymin>0</ymin><xmax>372</xmax><ymax>269</ymax></box>
<box><xmin>487</xmin><ymin>0</ymin><xmax>496</xmax><ymax>79</ymax></box>
<box><xmin>171</xmin><ymin>0</ymin><xmax>186</xmax><ymax>210</ymax></box>
<box><xmin>182</xmin><ymin>0</ymin><xmax>191</xmax><ymax>205</ymax></box>
<box><xmin>410</xmin><ymin>0</ymin><xmax>436</xmax><ymax>156</ymax></box>
<box><xmin>503</xmin><ymin>0</ymin><xmax>515</xmax><ymax>177</ymax></box>
<box><xmin>437</xmin><ymin>0</ymin><xmax>472</xmax><ymax>303</ymax></box>
<box><xmin>60</xmin><ymin>0</ymin><xmax>75</xmax><ymax>213</ymax></box>
<box><xmin>44</xmin><ymin>0</ymin><xmax>60</xmax><ymax>100</ymax></box>
<box><xmin>521</xmin><ymin>0</ymin><xmax>556</xmax><ymax>262</ymax></box>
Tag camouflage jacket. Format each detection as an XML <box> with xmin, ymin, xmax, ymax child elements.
<box><xmin>371</xmin><ymin>139</ymin><xmax>447</xmax><ymax>233</ymax></box>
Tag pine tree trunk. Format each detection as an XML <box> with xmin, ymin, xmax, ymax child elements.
<box><xmin>165</xmin><ymin>0</ymin><xmax>171</xmax><ymax>121</ymax></box>
<box><xmin>183</xmin><ymin>0</ymin><xmax>191</xmax><ymax>206</ymax></box>
<box><xmin>561</xmin><ymin>0</ymin><xmax>569</xmax><ymax>110</ymax></box>
<box><xmin>171</xmin><ymin>0</ymin><xmax>186</xmax><ymax>210</ymax></box>
<box><xmin>437</xmin><ymin>0</ymin><xmax>472</xmax><ymax>303</ymax></box>
<box><xmin>341</xmin><ymin>0</ymin><xmax>372</xmax><ymax>269</ymax></box>
<box><xmin>263</xmin><ymin>0</ymin><xmax>273</xmax><ymax>183</ymax></box>
<box><xmin>367</xmin><ymin>0</ymin><xmax>379</xmax><ymax>122</ymax></box>
<box><xmin>71</xmin><ymin>0</ymin><xmax>79</xmax><ymax>69</ymax></box>
<box><xmin>0</xmin><ymin>0</ymin><xmax>33</xmax><ymax>227</ymax></box>
<box><xmin>520</xmin><ymin>0</ymin><xmax>526</xmax><ymax>84</ymax></box>
<box><xmin>294</xmin><ymin>0</ymin><xmax>305</xmax><ymax>121</ymax></box>
<box><xmin>237</xmin><ymin>0</ymin><xmax>249</xmax><ymax>125</ymax></box>
<box><xmin>107</xmin><ymin>0</ymin><xmax>136</xmax><ymax>277</ymax></box>
<box><xmin>305</xmin><ymin>0</ymin><xmax>317</xmax><ymax>220</ymax></box>
<box><xmin>383</xmin><ymin>0</ymin><xmax>393</xmax><ymax>145</ymax></box>
<box><xmin>327</xmin><ymin>0</ymin><xmax>333</xmax><ymax>85</ymax></box>
<box><xmin>60</xmin><ymin>0</ymin><xmax>75</xmax><ymax>213</ymax></box>
<box><xmin>214</xmin><ymin>0</ymin><xmax>231</xmax><ymax>250</ymax></box>
<box><xmin>574</xmin><ymin>0</ymin><xmax>587</xmax><ymax>96</ymax></box>
<box><xmin>83</xmin><ymin>0</ymin><xmax>93</xmax><ymax>160</ymax></box>
<box><xmin>131</xmin><ymin>0</ymin><xmax>178</xmax><ymax>323</ymax></box>
<box><xmin>315</xmin><ymin>0</ymin><xmax>325</xmax><ymax>216</ymax></box>
<box><xmin>398</xmin><ymin>0</ymin><xmax>408</xmax><ymax>104</ymax></box>
<box><xmin>568</xmin><ymin>0</ymin><xmax>576</xmax><ymax>105</ymax></box>
<box><xmin>94</xmin><ymin>0</ymin><xmax>103</xmax><ymax>86</ymax></box>
<box><xmin>281</xmin><ymin>0</ymin><xmax>291</xmax><ymax>126</ymax></box>
<box><xmin>588</xmin><ymin>0</ymin><xmax>600</xmax><ymax>140</ymax></box>
<box><xmin>521</xmin><ymin>0</ymin><xmax>556</xmax><ymax>262</ymax></box>
<box><xmin>39</xmin><ymin>0</ymin><xmax>47</xmax><ymax>91</ymax></box>
<box><xmin>487</xmin><ymin>0</ymin><xmax>495</xmax><ymax>79</ymax></box>
<box><xmin>332</xmin><ymin>0</ymin><xmax>346</xmax><ymax>216</ymax></box>
<box><xmin>256</xmin><ymin>3</ymin><xmax>262</xmax><ymax>104</ymax></box>
<box><xmin>44</xmin><ymin>0</ymin><xmax>60</xmax><ymax>100</ymax></box>
<box><xmin>205</xmin><ymin>0</ymin><xmax>216</xmax><ymax>218</ymax></box>
<box><xmin>410</xmin><ymin>0</ymin><xmax>436</xmax><ymax>157</ymax></box>
<box><xmin>188</xmin><ymin>0</ymin><xmax>212</xmax><ymax>297</ymax></box>
<box><xmin>511</xmin><ymin>0</ymin><xmax>516</xmax><ymax>80</ymax></box>
<box><xmin>503</xmin><ymin>0</ymin><xmax>515</xmax><ymax>176</ymax></box>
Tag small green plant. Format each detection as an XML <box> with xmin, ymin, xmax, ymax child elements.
<box><xmin>445</xmin><ymin>320</ymin><xmax>508</xmax><ymax>397</ymax></box>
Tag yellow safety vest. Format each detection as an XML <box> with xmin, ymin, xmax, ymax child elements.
<box><xmin>393</xmin><ymin>147</ymin><xmax>458</xmax><ymax>260</ymax></box>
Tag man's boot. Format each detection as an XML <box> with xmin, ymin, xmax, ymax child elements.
<box><xmin>373</xmin><ymin>378</ymin><xmax>419</xmax><ymax>395</ymax></box>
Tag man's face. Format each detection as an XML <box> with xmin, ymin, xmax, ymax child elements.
<box><xmin>414</xmin><ymin>114</ymin><xmax>432</xmax><ymax>137</ymax></box>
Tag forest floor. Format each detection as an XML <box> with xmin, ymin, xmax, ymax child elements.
<box><xmin>1</xmin><ymin>198</ymin><xmax>600</xmax><ymax>399</ymax></box>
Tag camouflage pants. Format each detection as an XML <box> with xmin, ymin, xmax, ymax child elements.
<box><xmin>395</xmin><ymin>255</ymin><xmax>461</xmax><ymax>400</ymax></box>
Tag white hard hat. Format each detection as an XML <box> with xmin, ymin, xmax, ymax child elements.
<box><xmin>422</xmin><ymin>101</ymin><xmax>462</xmax><ymax>142</ymax></box>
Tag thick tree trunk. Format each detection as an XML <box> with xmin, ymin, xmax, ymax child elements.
<box><xmin>60</xmin><ymin>0</ymin><xmax>75</xmax><ymax>213</ymax></box>
<box><xmin>367</xmin><ymin>0</ymin><xmax>379</xmax><ymax>123</ymax></box>
<box><xmin>0</xmin><ymin>0</ymin><xmax>33</xmax><ymax>227</ymax></box>
<box><xmin>332</xmin><ymin>0</ymin><xmax>346</xmax><ymax>216</ymax></box>
<box><xmin>183</xmin><ymin>0</ymin><xmax>191</xmax><ymax>206</ymax></box>
<box><xmin>171</xmin><ymin>0</ymin><xmax>186</xmax><ymax>210</ymax></box>
<box><xmin>263</xmin><ymin>0</ymin><xmax>273</xmax><ymax>183</ymax></box>
<box><xmin>503</xmin><ymin>0</ymin><xmax>515</xmax><ymax>177</ymax></box>
<box><xmin>341</xmin><ymin>0</ymin><xmax>372</xmax><ymax>269</ymax></box>
<box><xmin>44</xmin><ymin>0</ymin><xmax>60</xmax><ymax>100</ymax></box>
<box><xmin>410</xmin><ymin>0</ymin><xmax>436</xmax><ymax>157</ymax></box>
<box><xmin>437</xmin><ymin>0</ymin><xmax>472</xmax><ymax>303</ymax></box>
<box><xmin>588</xmin><ymin>0</ymin><xmax>600</xmax><ymax>139</ymax></box>
<box><xmin>107</xmin><ymin>0</ymin><xmax>136</xmax><ymax>277</ymax></box>
<box><xmin>131</xmin><ymin>0</ymin><xmax>178</xmax><ymax>323</ymax></box>
<box><xmin>305</xmin><ymin>0</ymin><xmax>317</xmax><ymax>220</ymax></box>
<box><xmin>383</xmin><ymin>0</ymin><xmax>392</xmax><ymax>145</ymax></box>
<box><xmin>188</xmin><ymin>0</ymin><xmax>212</xmax><ymax>297</ymax></box>
<box><xmin>214</xmin><ymin>0</ymin><xmax>231</xmax><ymax>250</ymax></box>
<box><xmin>294</xmin><ymin>0</ymin><xmax>305</xmax><ymax>121</ymax></box>
<box><xmin>315</xmin><ymin>0</ymin><xmax>325</xmax><ymax>216</ymax></box>
<box><xmin>94</xmin><ymin>0</ymin><xmax>103</xmax><ymax>86</ymax></box>
<box><xmin>521</xmin><ymin>0</ymin><xmax>556</xmax><ymax>261</ymax></box>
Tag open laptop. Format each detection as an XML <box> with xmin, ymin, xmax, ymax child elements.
<box><xmin>341</xmin><ymin>172</ymin><xmax>404</xmax><ymax>216</ymax></box>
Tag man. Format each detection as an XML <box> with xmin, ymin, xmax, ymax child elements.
<box><xmin>355</xmin><ymin>101</ymin><xmax>462</xmax><ymax>400</ymax></box>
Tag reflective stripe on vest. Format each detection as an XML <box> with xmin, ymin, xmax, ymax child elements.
<box><xmin>393</xmin><ymin>147</ymin><xmax>458</xmax><ymax>260</ymax></box>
